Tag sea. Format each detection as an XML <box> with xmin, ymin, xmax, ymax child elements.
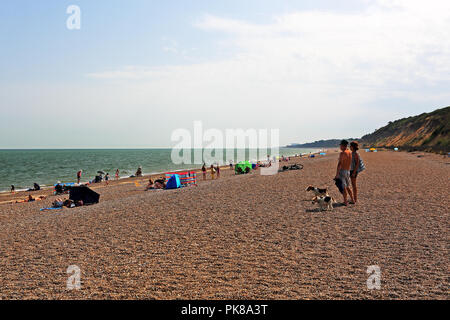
<box><xmin>0</xmin><ymin>148</ymin><xmax>318</xmax><ymax>192</ymax></box>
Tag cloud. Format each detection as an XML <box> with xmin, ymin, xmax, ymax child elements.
<box><xmin>84</xmin><ymin>0</ymin><xmax>450</xmax><ymax>143</ymax></box>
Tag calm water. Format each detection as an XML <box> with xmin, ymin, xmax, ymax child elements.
<box><xmin>0</xmin><ymin>148</ymin><xmax>317</xmax><ymax>192</ymax></box>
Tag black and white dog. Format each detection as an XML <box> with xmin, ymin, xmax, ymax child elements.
<box><xmin>306</xmin><ymin>185</ymin><xmax>328</xmax><ymax>199</ymax></box>
<box><xmin>312</xmin><ymin>196</ymin><xmax>336</xmax><ymax>211</ymax></box>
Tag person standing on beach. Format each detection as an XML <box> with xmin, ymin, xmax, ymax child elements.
<box><xmin>210</xmin><ymin>165</ymin><xmax>216</xmax><ymax>180</ymax></box>
<box><xmin>216</xmin><ymin>164</ymin><xmax>220</xmax><ymax>178</ymax></box>
<box><xmin>115</xmin><ymin>169</ymin><xmax>120</xmax><ymax>180</ymax></box>
<box><xmin>335</xmin><ymin>140</ymin><xmax>355</xmax><ymax>206</ymax></box>
<box><xmin>77</xmin><ymin>170</ymin><xmax>82</xmax><ymax>184</ymax></box>
<box><xmin>202</xmin><ymin>163</ymin><xmax>207</xmax><ymax>180</ymax></box>
<box><xmin>10</xmin><ymin>185</ymin><xmax>15</xmax><ymax>193</ymax></box>
<box><xmin>350</xmin><ymin>141</ymin><xmax>364</xmax><ymax>204</ymax></box>
<box><xmin>105</xmin><ymin>173</ymin><xmax>110</xmax><ymax>186</ymax></box>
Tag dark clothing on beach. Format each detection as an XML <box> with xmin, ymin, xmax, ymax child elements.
<box><xmin>350</xmin><ymin>151</ymin><xmax>359</xmax><ymax>171</ymax></box>
<box><xmin>55</xmin><ymin>184</ymin><xmax>63</xmax><ymax>194</ymax></box>
<box><xmin>334</xmin><ymin>178</ymin><xmax>345</xmax><ymax>194</ymax></box>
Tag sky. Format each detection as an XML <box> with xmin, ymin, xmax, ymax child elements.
<box><xmin>1</xmin><ymin>0</ymin><xmax>450</xmax><ymax>148</ymax></box>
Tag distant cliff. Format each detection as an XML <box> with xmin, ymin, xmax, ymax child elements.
<box><xmin>286</xmin><ymin>139</ymin><xmax>359</xmax><ymax>148</ymax></box>
<box><xmin>361</xmin><ymin>106</ymin><xmax>449</xmax><ymax>152</ymax></box>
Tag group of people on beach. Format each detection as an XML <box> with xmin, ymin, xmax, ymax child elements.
<box><xmin>10</xmin><ymin>183</ymin><xmax>40</xmax><ymax>194</ymax></box>
<box><xmin>145</xmin><ymin>177</ymin><xmax>167</xmax><ymax>190</ymax></box>
<box><xmin>14</xmin><ymin>194</ymin><xmax>46</xmax><ymax>203</ymax></box>
<box><xmin>11</xmin><ymin>166</ymin><xmax>138</xmax><ymax>195</ymax></box>
<box><xmin>9</xmin><ymin>146</ymin><xmax>363</xmax><ymax>209</ymax></box>
<box><xmin>75</xmin><ymin>168</ymin><xmax>133</xmax><ymax>186</ymax></box>
<box><xmin>201</xmin><ymin>163</ymin><xmax>222</xmax><ymax>181</ymax></box>
<box><xmin>51</xmin><ymin>197</ymin><xmax>84</xmax><ymax>208</ymax></box>
<box><xmin>335</xmin><ymin>140</ymin><xmax>364</xmax><ymax>206</ymax></box>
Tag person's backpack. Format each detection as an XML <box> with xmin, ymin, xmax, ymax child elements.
<box><xmin>357</xmin><ymin>155</ymin><xmax>366</xmax><ymax>173</ymax></box>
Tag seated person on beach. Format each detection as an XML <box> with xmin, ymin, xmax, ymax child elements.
<box><xmin>55</xmin><ymin>183</ymin><xmax>64</xmax><ymax>195</ymax></box>
<box><xmin>52</xmin><ymin>198</ymin><xmax>64</xmax><ymax>208</ymax></box>
<box><xmin>136</xmin><ymin>167</ymin><xmax>143</xmax><ymax>177</ymax></box>
<box><xmin>145</xmin><ymin>179</ymin><xmax>155</xmax><ymax>190</ymax></box>
<box><xmin>11</xmin><ymin>185</ymin><xmax>15</xmax><ymax>193</ymax></box>
<box><xmin>63</xmin><ymin>199</ymin><xmax>75</xmax><ymax>208</ymax></box>
<box><xmin>154</xmin><ymin>181</ymin><xmax>165</xmax><ymax>189</ymax></box>
<box><xmin>75</xmin><ymin>200</ymin><xmax>84</xmax><ymax>207</ymax></box>
<box><xmin>27</xmin><ymin>183</ymin><xmax>40</xmax><ymax>191</ymax></box>
<box><xmin>154</xmin><ymin>177</ymin><xmax>166</xmax><ymax>189</ymax></box>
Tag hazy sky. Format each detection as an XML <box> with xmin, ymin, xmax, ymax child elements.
<box><xmin>1</xmin><ymin>0</ymin><xmax>449</xmax><ymax>148</ymax></box>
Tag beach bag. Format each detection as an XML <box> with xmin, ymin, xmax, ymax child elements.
<box><xmin>334</xmin><ymin>178</ymin><xmax>345</xmax><ymax>194</ymax></box>
<box><xmin>357</xmin><ymin>156</ymin><xmax>366</xmax><ymax>173</ymax></box>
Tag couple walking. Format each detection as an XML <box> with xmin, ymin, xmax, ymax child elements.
<box><xmin>335</xmin><ymin>140</ymin><xmax>364</xmax><ymax>206</ymax></box>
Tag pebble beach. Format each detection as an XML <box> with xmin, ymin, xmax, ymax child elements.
<box><xmin>0</xmin><ymin>150</ymin><xmax>448</xmax><ymax>299</ymax></box>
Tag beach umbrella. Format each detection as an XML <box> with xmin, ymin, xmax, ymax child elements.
<box><xmin>97</xmin><ymin>171</ymin><xmax>105</xmax><ymax>175</ymax></box>
<box><xmin>69</xmin><ymin>186</ymin><xmax>100</xmax><ymax>204</ymax></box>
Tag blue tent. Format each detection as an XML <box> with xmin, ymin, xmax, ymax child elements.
<box><xmin>166</xmin><ymin>174</ymin><xmax>181</xmax><ymax>189</ymax></box>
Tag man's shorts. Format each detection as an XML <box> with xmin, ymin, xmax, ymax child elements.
<box><xmin>339</xmin><ymin>169</ymin><xmax>350</xmax><ymax>188</ymax></box>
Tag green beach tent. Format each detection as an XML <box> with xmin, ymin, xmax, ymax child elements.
<box><xmin>235</xmin><ymin>161</ymin><xmax>252</xmax><ymax>174</ymax></box>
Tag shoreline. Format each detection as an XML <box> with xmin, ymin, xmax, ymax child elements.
<box><xmin>0</xmin><ymin>149</ymin><xmax>324</xmax><ymax>197</ymax></box>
